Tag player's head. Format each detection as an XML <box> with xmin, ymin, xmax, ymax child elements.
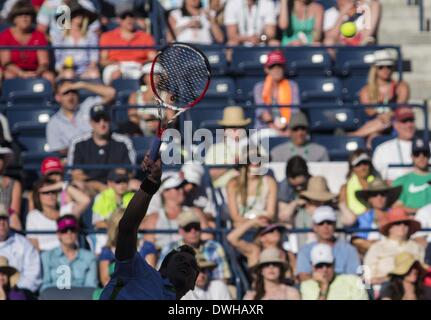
<box><xmin>159</xmin><ymin>245</ymin><xmax>199</xmax><ymax>299</ymax></box>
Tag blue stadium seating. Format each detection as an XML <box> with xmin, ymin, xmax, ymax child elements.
<box><xmin>335</xmin><ymin>47</ymin><xmax>376</xmax><ymax>76</ymax></box>
<box><xmin>202</xmin><ymin>77</ymin><xmax>236</xmax><ymax>105</ymax></box>
<box><xmin>341</xmin><ymin>75</ymin><xmax>368</xmax><ymax>103</ymax></box>
<box><xmin>316</xmin><ymin>0</ymin><xmax>336</xmax><ymax>10</ymax></box>
<box><xmin>112</xmin><ymin>78</ymin><xmax>140</xmax><ymax>105</ymax></box>
<box><xmin>1</xmin><ymin>78</ymin><xmax>53</xmax><ymax>106</ymax></box>
<box><xmin>231</xmin><ymin>47</ymin><xmax>273</xmax><ymax>75</ymax></box>
<box><xmin>307</xmin><ymin>107</ymin><xmax>363</xmax><ymax>132</ymax></box>
<box><xmin>15</xmin><ymin>128</ymin><xmax>49</xmax><ymax>153</ymax></box>
<box><xmin>6</xmin><ymin>107</ymin><xmax>58</xmax><ymax>133</ymax></box>
<box><xmin>296</xmin><ymin>77</ymin><xmax>343</xmax><ymax>104</ymax></box>
<box><xmin>284</xmin><ymin>47</ymin><xmax>333</xmax><ymax>77</ymax></box>
<box><xmin>311</xmin><ymin>135</ymin><xmax>366</xmax><ymax>160</ymax></box>
<box><xmin>131</xmin><ymin>136</ymin><xmax>154</xmax><ymax>154</ymax></box>
<box><xmin>200</xmin><ymin>47</ymin><xmax>228</xmax><ymax>75</ymax></box>
<box><xmin>235</xmin><ymin>77</ymin><xmax>263</xmax><ymax>103</ymax></box>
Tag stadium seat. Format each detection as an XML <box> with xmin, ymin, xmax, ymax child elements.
<box><xmin>39</xmin><ymin>287</ymin><xmax>96</xmax><ymax>300</ymax></box>
<box><xmin>235</xmin><ymin>77</ymin><xmax>263</xmax><ymax>103</ymax></box>
<box><xmin>311</xmin><ymin>135</ymin><xmax>366</xmax><ymax>161</ymax></box>
<box><xmin>1</xmin><ymin>78</ymin><xmax>53</xmax><ymax>106</ymax></box>
<box><xmin>200</xmin><ymin>47</ymin><xmax>228</xmax><ymax>75</ymax></box>
<box><xmin>307</xmin><ymin>107</ymin><xmax>363</xmax><ymax>132</ymax></box>
<box><xmin>296</xmin><ymin>77</ymin><xmax>343</xmax><ymax>104</ymax></box>
<box><xmin>111</xmin><ymin>79</ymin><xmax>140</xmax><ymax>105</ymax></box>
<box><xmin>284</xmin><ymin>47</ymin><xmax>333</xmax><ymax>77</ymax></box>
<box><xmin>202</xmin><ymin>77</ymin><xmax>236</xmax><ymax>105</ymax></box>
<box><xmin>231</xmin><ymin>47</ymin><xmax>273</xmax><ymax>75</ymax></box>
<box><xmin>316</xmin><ymin>0</ymin><xmax>336</xmax><ymax>9</ymax></box>
<box><xmin>335</xmin><ymin>47</ymin><xmax>377</xmax><ymax>77</ymax></box>
<box><xmin>6</xmin><ymin>107</ymin><xmax>58</xmax><ymax>133</ymax></box>
<box><xmin>371</xmin><ymin>134</ymin><xmax>394</xmax><ymax>152</ymax></box>
<box><xmin>341</xmin><ymin>75</ymin><xmax>368</xmax><ymax>103</ymax></box>
<box><xmin>131</xmin><ymin>136</ymin><xmax>153</xmax><ymax>154</ymax></box>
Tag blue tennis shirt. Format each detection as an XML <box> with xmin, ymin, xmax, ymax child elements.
<box><xmin>100</xmin><ymin>253</ymin><xmax>176</xmax><ymax>300</ymax></box>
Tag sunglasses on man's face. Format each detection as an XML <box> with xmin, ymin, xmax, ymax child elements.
<box><xmin>59</xmin><ymin>227</ymin><xmax>78</xmax><ymax>234</ymax></box>
<box><xmin>317</xmin><ymin>220</ymin><xmax>335</xmax><ymax>226</ymax></box>
<box><xmin>292</xmin><ymin>126</ymin><xmax>308</xmax><ymax>132</ymax></box>
<box><xmin>114</xmin><ymin>179</ymin><xmax>129</xmax><ymax>184</ymax></box>
<box><xmin>183</xmin><ymin>223</ymin><xmax>201</xmax><ymax>232</ymax></box>
<box><xmin>92</xmin><ymin>115</ymin><xmax>110</xmax><ymax>123</ymax></box>
<box><xmin>40</xmin><ymin>189</ymin><xmax>60</xmax><ymax>195</ymax></box>
<box><xmin>399</xmin><ymin>118</ymin><xmax>415</xmax><ymax>124</ymax></box>
<box><xmin>413</xmin><ymin>151</ymin><xmax>430</xmax><ymax>158</ymax></box>
<box><xmin>315</xmin><ymin>263</ymin><xmax>333</xmax><ymax>269</ymax></box>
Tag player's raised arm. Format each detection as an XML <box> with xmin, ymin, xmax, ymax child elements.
<box><xmin>115</xmin><ymin>154</ymin><xmax>162</xmax><ymax>261</ymax></box>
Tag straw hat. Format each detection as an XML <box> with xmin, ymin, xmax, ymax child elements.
<box><xmin>0</xmin><ymin>256</ymin><xmax>20</xmax><ymax>288</ymax></box>
<box><xmin>250</xmin><ymin>248</ymin><xmax>288</xmax><ymax>273</ymax></box>
<box><xmin>300</xmin><ymin>176</ymin><xmax>336</xmax><ymax>202</ymax></box>
<box><xmin>217</xmin><ymin>106</ymin><xmax>251</xmax><ymax>127</ymax></box>
<box><xmin>355</xmin><ymin>178</ymin><xmax>402</xmax><ymax>208</ymax></box>
<box><xmin>379</xmin><ymin>208</ymin><xmax>421</xmax><ymax>237</ymax></box>
<box><xmin>196</xmin><ymin>255</ymin><xmax>217</xmax><ymax>270</ymax></box>
<box><xmin>389</xmin><ymin>252</ymin><xmax>427</xmax><ymax>277</ymax></box>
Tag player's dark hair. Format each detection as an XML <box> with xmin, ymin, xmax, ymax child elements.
<box><xmin>159</xmin><ymin>245</ymin><xmax>198</xmax><ymax>274</ymax></box>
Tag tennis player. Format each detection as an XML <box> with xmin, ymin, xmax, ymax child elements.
<box><xmin>100</xmin><ymin>154</ymin><xmax>199</xmax><ymax>300</ymax></box>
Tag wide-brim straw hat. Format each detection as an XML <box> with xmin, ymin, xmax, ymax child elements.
<box><xmin>389</xmin><ymin>252</ymin><xmax>427</xmax><ymax>277</ymax></box>
<box><xmin>217</xmin><ymin>106</ymin><xmax>251</xmax><ymax>127</ymax></box>
<box><xmin>249</xmin><ymin>248</ymin><xmax>288</xmax><ymax>274</ymax></box>
<box><xmin>0</xmin><ymin>256</ymin><xmax>20</xmax><ymax>287</ymax></box>
<box><xmin>379</xmin><ymin>208</ymin><xmax>421</xmax><ymax>237</ymax></box>
<box><xmin>355</xmin><ymin>178</ymin><xmax>402</xmax><ymax>208</ymax></box>
<box><xmin>300</xmin><ymin>176</ymin><xmax>336</xmax><ymax>202</ymax></box>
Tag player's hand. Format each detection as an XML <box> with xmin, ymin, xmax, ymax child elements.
<box><xmin>142</xmin><ymin>153</ymin><xmax>162</xmax><ymax>184</ymax></box>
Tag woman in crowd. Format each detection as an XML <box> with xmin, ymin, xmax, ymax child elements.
<box><xmin>339</xmin><ymin>150</ymin><xmax>376</xmax><ymax>217</ymax></box>
<box><xmin>227</xmin><ymin>216</ymin><xmax>296</xmax><ymax>279</ymax></box>
<box><xmin>278</xmin><ymin>0</ymin><xmax>324</xmax><ymax>46</ymax></box>
<box><xmin>349</xmin><ymin>49</ymin><xmax>410</xmax><ymax>147</ymax></box>
<box><xmin>0</xmin><ymin>143</ymin><xmax>22</xmax><ymax>231</ymax></box>
<box><xmin>0</xmin><ymin>0</ymin><xmax>53</xmax><ymax>82</ymax></box>
<box><xmin>51</xmin><ymin>1</ymin><xmax>100</xmax><ymax>79</ymax></box>
<box><xmin>0</xmin><ymin>256</ymin><xmax>33</xmax><ymax>300</ymax></box>
<box><xmin>168</xmin><ymin>0</ymin><xmax>224</xmax><ymax>44</ymax></box>
<box><xmin>364</xmin><ymin>208</ymin><xmax>425</xmax><ymax>287</ymax></box>
<box><xmin>226</xmin><ymin>149</ymin><xmax>277</xmax><ymax>227</ymax></box>
<box><xmin>341</xmin><ymin>178</ymin><xmax>402</xmax><ymax>255</ymax></box>
<box><xmin>243</xmin><ymin>248</ymin><xmax>301</xmax><ymax>300</ymax></box>
<box><xmin>379</xmin><ymin>252</ymin><xmax>431</xmax><ymax>300</ymax></box>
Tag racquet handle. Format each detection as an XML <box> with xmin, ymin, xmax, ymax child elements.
<box><xmin>149</xmin><ymin>136</ymin><xmax>162</xmax><ymax>161</ymax></box>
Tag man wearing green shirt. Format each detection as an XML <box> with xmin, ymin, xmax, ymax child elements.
<box><xmin>392</xmin><ymin>137</ymin><xmax>431</xmax><ymax>213</ymax></box>
<box><xmin>300</xmin><ymin>243</ymin><xmax>369</xmax><ymax>300</ymax></box>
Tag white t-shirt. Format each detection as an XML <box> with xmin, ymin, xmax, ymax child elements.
<box><xmin>372</xmin><ymin>138</ymin><xmax>412</xmax><ymax>180</ymax></box>
<box><xmin>25</xmin><ymin>209</ymin><xmax>60</xmax><ymax>251</ymax></box>
<box><xmin>413</xmin><ymin>204</ymin><xmax>431</xmax><ymax>242</ymax></box>
<box><xmin>323</xmin><ymin>6</ymin><xmax>339</xmax><ymax>32</ymax></box>
<box><xmin>181</xmin><ymin>280</ymin><xmax>232</xmax><ymax>300</ymax></box>
<box><xmin>170</xmin><ymin>9</ymin><xmax>213</xmax><ymax>44</ymax></box>
<box><xmin>224</xmin><ymin>0</ymin><xmax>276</xmax><ymax>40</ymax></box>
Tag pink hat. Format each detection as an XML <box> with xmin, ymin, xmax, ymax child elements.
<box><xmin>265</xmin><ymin>51</ymin><xmax>287</xmax><ymax>68</ymax></box>
<box><xmin>41</xmin><ymin>157</ymin><xmax>64</xmax><ymax>176</ymax></box>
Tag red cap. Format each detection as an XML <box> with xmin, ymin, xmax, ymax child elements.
<box><xmin>265</xmin><ymin>50</ymin><xmax>286</xmax><ymax>68</ymax></box>
<box><xmin>41</xmin><ymin>157</ymin><xmax>64</xmax><ymax>176</ymax></box>
<box><xmin>394</xmin><ymin>107</ymin><xmax>415</xmax><ymax>122</ymax></box>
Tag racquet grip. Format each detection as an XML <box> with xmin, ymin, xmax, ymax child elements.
<box><xmin>149</xmin><ymin>137</ymin><xmax>162</xmax><ymax>161</ymax></box>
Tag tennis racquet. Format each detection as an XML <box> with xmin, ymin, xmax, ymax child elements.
<box><xmin>148</xmin><ymin>43</ymin><xmax>211</xmax><ymax>161</ymax></box>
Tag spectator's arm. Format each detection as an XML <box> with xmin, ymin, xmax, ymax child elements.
<box><xmin>0</xmin><ymin>50</ymin><xmax>22</xmax><ymax>77</ymax></box>
<box><xmin>99</xmin><ymin>49</ymin><xmax>112</xmax><ymax>67</ymax></box>
<box><xmin>10</xmin><ymin>180</ymin><xmax>22</xmax><ymax>225</ymax></box>
<box><xmin>17</xmin><ymin>239</ymin><xmax>42</xmax><ymax>292</ymax></box>
<box><xmin>226</xmin><ymin>24</ymin><xmax>240</xmax><ymax>45</ymax></box>
<box><xmin>338</xmin><ymin>185</ymin><xmax>358</xmax><ymax>227</ymax></box>
<box><xmin>99</xmin><ymin>260</ymin><xmax>111</xmax><ymax>286</ymax></box>
<box><xmin>396</xmin><ymin>81</ymin><xmax>410</xmax><ymax>104</ymax></box>
<box><xmin>144</xmin><ymin>253</ymin><xmax>157</xmax><ymax>268</ymax></box>
<box><xmin>311</xmin><ymin>3</ymin><xmax>324</xmax><ymax>43</ymax></box>
<box><xmin>116</xmin><ymin>155</ymin><xmax>161</xmax><ymax>261</ymax></box>
<box><xmin>265</xmin><ymin>176</ymin><xmax>277</xmax><ymax>221</ymax></box>
<box><xmin>278</xmin><ymin>198</ymin><xmax>304</xmax><ymax>223</ymax></box>
<box><xmin>209</xmin><ymin>14</ymin><xmax>225</xmax><ymax>44</ymax></box>
<box><xmin>71</xmin><ymin>81</ymin><xmax>116</xmax><ymax>105</ymax></box>
<box><xmin>360</xmin><ymin>0</ymin><xmax>381</xmax><ymax>41</ymax></box>
<box><xmin>227</xmin><ymin>219</ymin><xmax>261</xmax><ymax>257</ymax></box>
<box><xmin>84</xmin><ymin>255</ymin><xmax>98</xmax><ymax>288</ymax></box>
<box><xmin>278</xmin><ymin>0</ymin><xmax>290</xmax><ymax>30</ymax></box>
<box><xmin>226</xmin><ymin>178</ymin><xmax>247</xmax><ymax>226</ymax></box>
<box><xmin>67</xmin><ymin>184</ymin><xmax>91</xmax><ymax>217</ymax></box>
<box><xmin>36</xmin><ymin>49</ymin><xmax>50</xmax><ymax>75</ymax></box>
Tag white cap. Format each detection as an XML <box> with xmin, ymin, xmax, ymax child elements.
<box><xmin>159</xmin><ymin>172</ymin><xmax>185</xmax><ymax>192</ymax></box>
<box><xmin>312</xmin><ymin>206</ymin><xmax>337</xmax><ymax>224</ymax></box>
<box><xmin>311</xmin><ymin>243</ymin><xmax>334</xmax><ymax>266</ymax></box>
<box><xmin>141</xmin><ymin>62</ymin><xmax>163</xmax><ymax>75</ymax></box>
<box><xmin>181</xmin><ymin>161</ymin><xmax>205</xmax><ymax>186</ymax></box>
<box><xmin>373</xmin><ymin>49</ymin><xmax>397</xmax><ymax>66</ymax></box>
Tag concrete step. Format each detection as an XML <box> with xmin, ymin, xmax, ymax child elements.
<box><xmin>379</xmin><ymin>32</ymin><xmax>431</xmax><ymax>45</ymax></box>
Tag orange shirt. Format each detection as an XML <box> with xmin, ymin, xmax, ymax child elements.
<box><xmin>100</xmin><ymin>28</ymin><xmax>155</xmax><ymax>64</ymax></box>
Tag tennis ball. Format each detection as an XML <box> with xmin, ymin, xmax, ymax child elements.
<box><xmin>340</xmin><ymin>21</ymin><xmax>357</xmax><ymax>38</ymax></box>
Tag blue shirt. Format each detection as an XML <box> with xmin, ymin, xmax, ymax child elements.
<box><xmin>353</xmin><ymin>209</ymin><xmax>377</xmax><ymax>240</ymax></box>
<box><xmin>296</xmin><ymin>239</ymin><xmax>361</xmax><ymax>276</ymax></box>
<box><xmin>100</xmin><ymin>253</ymin><xmax>176</xmax><ymax>300</ymax></box>
<box><xmin>41</xmin><ymin>247</ymin><xmax>97</xmax><ymax>291</ymax></box>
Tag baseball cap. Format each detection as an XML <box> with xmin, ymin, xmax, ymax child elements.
<box><xmin>57</xmin><ymin>215</ymin><xmax>79</xmax><ymax>232</ymax></box>
<box><xmin>178</xmin><ymin>210</ymin><xmax>200</xmax><ymax>228</ymax></box>
<box><xmin>265</xmin><ymin>50</ymin><xmax>286</xmax><ymax>68</ymax></box>
<box><xmin>107</xmin><ymin>170</ymin><xmax>129</xmax><ymax>183</ymax></box>
<box><xmin>373</xmin><ymin>49</ymin><xmax>397</xmax><ymax>67</ymax></box>
<box><xmin>394</xmin><ymin>107</ymin><xmax>415</xmax><ymax>122</ymax></box>
<box><xmin>412</xmin><ymin>137</ymin><xmax>430</xmax><ymax>154</ymax></box>
<box><xmin>181</xmin><ymin>162</ymin><xmax>205</xmax><ymax>187</ymax></box>
<box><xmin>350</xmin><ymin>153</ymin><xmax>371</xmax><ymax>167</ymax></box>
<box><xmin>289</xmin><ymin>112</ymin><xmax>308</xmax><ymax>129</ymax></box>
<box><xmin>159</xmin><ymin>172</ymin><xmax>185</xmax><ymax>192</ymax></box>
<box><xmin>41</xmin><ymin>157</ymin><xmax>64</xmax><ymax>176</ymax></box>
<box><xmin>312</xmin><ymin>206</ymin><xmax>337</xmax><ymax>224</ymax></box>
<box><xmin>90</xmin><ymin>105</ymin><xmax>110</xmax><ymax>121</ymax></box>
<box><xmin>311</xmin><ymin>243</ymin><xmax>334</xmax><ymax>266</ymax></box>
<box><xmin>141</xmin><ymin>62</ymin><xmax>163</xmax><ymax>75</ymax></box>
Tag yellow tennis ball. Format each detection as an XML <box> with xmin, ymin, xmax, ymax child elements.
<box><xmin>340</xmin><ymin>21</ymin><xmax>357</xmax><ymax>38</ymax></box>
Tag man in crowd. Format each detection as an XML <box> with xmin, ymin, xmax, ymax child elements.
<box><xmin>158</xmin><ymin>210</ymin><xmax>231</xmax><ymax>282</ymax></box>
<box><xmin>47</xmin><ymin>79</ymin><xmax>116</xmax><ymax>155</ymax></box>
<box><xmin>68</xmin><ymin>105</ymin><xmax>136</xmax><ymax>194</ymax></box>
<box><xmin>0</xmin><ymin>204</ymin><xmax>41</xmax><ymax>293</ymax></box>
<box><xmin>271</xmin><ymin>112</ymin><xmax>329</xmax><ymax>162</ymax></box>
<box><xmin>300</xmin><ymin>243</ymin><xmax>369</xmax><ymax>300</ymax></box>
<box><xmin>296</xmin><ymin>206</ymin><xmax>361</xmax><ymax>282</ymax></box>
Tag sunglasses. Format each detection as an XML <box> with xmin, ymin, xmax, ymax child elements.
<box><xmin>315</xmin><ymin>263</ymin><xmax>333</xmax><ymax>269</ymax></box>
<box><xmin>40</xmin><ymin>189</ymin><xmax>60</xmax><ymax>195</ymax></box>
<box><xmin>413</xmin><ymin>151</ymin><xmax>430</xmax><ymax>158</ymax></box>
<box><xmin>261</xmin><ymin>262</ymin><xmax>281</xmax><ymax>269</ymax></box>
<box><xmin>292</xmin><ymin>126</ymin><xmax>308</xmax><ymax>132</ymax></box>
<box><xmin>92</xmin><ymin>115</ymin><xmax>110</xmax><ymax>123</ymax></box>
<box><xmin>392</xmin><ymin>221</ymin><xmax>409</xmax><ymax>227</ymax></box>
<box><xmin>369</xmin><ymin>192</ymin><xmax>387</xmax><ymax>198</ymax></box>
<box><xmin>183</xmin><ymin>223</ymin><xmax>201</xmax><ymax>232</ymax></box>
<box><xmin>353</xmin><ymin>160</ymin><xmax>370</xmax><ymax>168</ymax></box>
<box><xmin>59</xmin><ymin>227</ymin><xmax>78</xmax><ymax>234</ymax></box>
<box><xmin>268</xmin><ymin>64</ymin><xmax>284</xmax><ymax>69</ymax></box>
<box><xmin>377</xmin><ymin>65</ymin><xmax>393</xmax><ymax>70</ymax></box>
<box><xmin>399</xmin><ymin>118</ymin><xmax>415</xmax><ymax>124</ymax></box>
<box><xmin>317</xmin><ymin>220</ymin><xmax>335</xmax><ymax>226</ymax></box>
<box><xmin>113</xmin><ymin>178</ymin><xmax>129</xmax><ymax>184</ymax></box>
